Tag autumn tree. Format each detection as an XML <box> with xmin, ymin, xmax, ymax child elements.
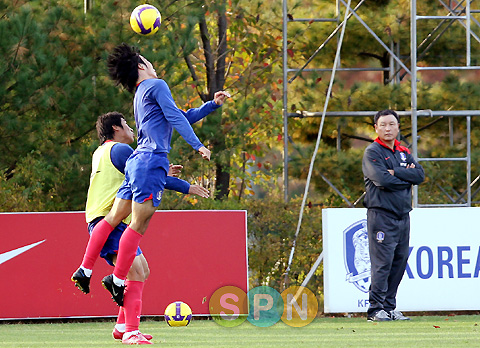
<box><xmin>282</xmin><ymin>0</ymin><xmax>480</xmax><ymax>204</ymax></box>
<box><xmin>0</xmin><ymin>0</ymin><xmax>284</xmax><ymax>210</ymax></box>
<box><xmin>156</xmin><ymin>0</ymin><xmax>283</xmax><ymax>200</ymax></box>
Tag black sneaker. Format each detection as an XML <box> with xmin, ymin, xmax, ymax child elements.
<box><xmin>71</xmin><ymin>268</ymin><xmax>91</xmax><ymax>294</ymax></box>
<box><xmin>102</xmin><ymin>274</ymin><xmax>125</xmax><ymax>306</ymax></box>
<box><xmin>390</xmin><ymin>310</ymin><xmax>410</xmax><ymax>320</ymax></box>
<box><xmin>367</xmin><ymin>309</ymin><xmax>392</xmax><ymax>322</ymax></box>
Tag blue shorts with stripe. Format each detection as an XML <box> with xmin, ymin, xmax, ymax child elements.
<box><xmin>88</xmin><ymin>217</ymin><xmax>142</xmax><ymax>267</ymax></box>
<box><xmin>117</xmin><ymin>151</ymin><xmax>169</xmax><ymax>207</ymax></box>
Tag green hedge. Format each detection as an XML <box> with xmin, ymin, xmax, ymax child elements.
<box><xmin>161</xmin><ymin>193</ymin><xmax>324</xmax><ymax>309</ymax></box>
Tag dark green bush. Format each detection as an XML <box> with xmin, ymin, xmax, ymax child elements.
<box><xmin>161</xmin><ymin>194</ymin><xmax>324</xmax><ymax>309</ymax></box>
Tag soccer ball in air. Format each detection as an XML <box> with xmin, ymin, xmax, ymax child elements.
<box><xmin>130</xmin><ymin>4</ymin><xmax>161</xmax><ymax>36</ymax></box>
<box><xmin>164</xmin><ymin>301</ymin><xmax>192</xmax><ymax>327</ymax></box>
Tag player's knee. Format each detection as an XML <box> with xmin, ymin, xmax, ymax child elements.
<box><xmin>107</xmin><ymin>201</ymin><xmax>132</xmax><ymax>226</ymax></box>
<box><xmin>104</xmin><ymin>212</ymin><xmax>124</xmax><ymax>227</ymax></box>
<box><xmin>143</xmin><ymin>266</ymin><xmax>150</xmax><ymax>280</ymax></box>
<box><xmin>129</xmin><ymin>221</ymin><xmax>150</xmax><ymax>235</ymax></box>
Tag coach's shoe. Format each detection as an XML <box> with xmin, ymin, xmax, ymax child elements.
<box><xmin>389</xmin><ymin>310</ymin><xmax>410</xmax><ymax>321</ymax></box>
<box><xmin>122</xmin><ymin>332</ymin><xmax>153</xmax><ymax>345</ymax></box>
<box><xmin>367</xmin><ymin>310</ymin><xmax>392</xmax><ymax>322</ymax></box>
<box><xmin>71</xmin><ymin>268</ymin><xmax>91</xmax><ymax>294</ymax></box>
<box><xmin>102</xmin><ymin>274</ymin><xmax>125</xmax><ymax>307</ymax></box>
<box><xmin>113</xmin><ymin>328</ymin><xmax>153</xmax><ymax>341</ymax></box>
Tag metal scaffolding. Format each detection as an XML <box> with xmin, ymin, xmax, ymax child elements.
<box><xmin>282</xmin><ymin>0</ymin><xmax>480</xmax><ymax>207</ymax></box>
<box><xmin>282</xmin><ymin>0</ymin><xmax>480</xmax><ymax>286</ymax></box>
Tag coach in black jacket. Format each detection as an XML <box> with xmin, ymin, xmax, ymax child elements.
<box><xmin>362</xmin><ymin>109</ymin><xmax>425</xmax><ymax>322</ymax></box>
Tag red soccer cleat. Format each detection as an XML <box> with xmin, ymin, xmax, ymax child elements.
<box><xmin>142</xmin><ymin>333</ymin><xmax>153</xmax><ymax>341</ymax></box>
<box><xmin>113</xmin><ymin>328</ymin><xmax>153</xmax><ymax>341</ymax></box>
<box><xmin>113</xmin><ymin>328</ymin><xmax>123</xmax><ymax>340</ymax></box>
<box><xmin>122</xmin><ymin>333</ymin><xmax>153</xmax><ymax>345</ymax></box>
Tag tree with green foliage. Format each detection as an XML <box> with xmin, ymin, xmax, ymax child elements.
<box><xmin>0</xmin><ymin>0</ymin><xmax>284</xmax><ymax>211</ymax></box>
<box><xmin>283</xmin><ymin>0</ymin><xmax>480</xmax><ymax>205</ymax></box>
<box><xmin>157</xmin><ymin>0</ymin><xmax>284</xmax><ymax>200</ymax></box>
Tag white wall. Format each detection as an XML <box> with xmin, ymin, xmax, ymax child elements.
<box><xmin>323</xmin><ymin>207</ymin><xmax>480</xmax><ymax>313</ymax></box>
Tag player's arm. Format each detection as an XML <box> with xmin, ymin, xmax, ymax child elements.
<box><xmin>168</xmin><ymin>164</ymin><xmax>183</xmax><ymax>177</ymax></box>
<box><xmin>188</xmin><ymin>184</ymin><xmax>209</xmax><ymax>198</ymax></box>
<box><xmin>164</xmin><ymin>176</ymin><xmax>209</xmax><ymax>198</ymax></box>
<box><xmin>181</xmin><ymin>101</ymin><xmax>220</xmax><ymax>124</ymax></box>
<box><xmin>362</xmin><ymin>147</ymin><xmax>411</xmax><ymax>191</ymax></box>
<box><xmin>152</xmin><ymin>80</ymin><xmax>207</xmax><ymax>156</ymax></box>
<box><xmin>110</xmin><ymin>143</ymin><xmax>134</xmax><ymax>174</ymax></box>
<box><xmin>165</xmin><ymin>176</ymin><xmax>190</xmax><ymax>194</ymax></box>
<box><xmin>181</xmin><ymin>91</ymin><xmax>230</xmax><ymax>124</ymax></box>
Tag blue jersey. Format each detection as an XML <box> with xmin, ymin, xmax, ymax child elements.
<box><xmin>110</xmin><ymin>143</ymin><xmax>134</xmax><ymax>174</ymax></box>
<box><xmin>111</xmin><ymin>143</ymin><xmax>190</xmax><ymax>194</ymax></box>
<box><xmin>134</xmin><ymin>78</ymin><xmax>220</xmax><ymax>153</ymax></box>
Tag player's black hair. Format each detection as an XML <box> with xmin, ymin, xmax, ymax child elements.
<box><xmin>107</xmin><ymin>43</ymin><xmax>146</xmax><ymax>93</ymax></box>
<box><xmin>374</xmin><ymin>109</ymin><xmax>400</xmax><ymax>125</ymax></box>
<box><xmin>96</xmin><ymin>111</ymin><xmax>125</xmax><ymax>144</ymax></box>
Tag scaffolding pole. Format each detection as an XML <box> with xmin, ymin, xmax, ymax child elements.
<box><xmin>282</xmin><ymin>0</ymin><xmax>480</xmax><ymax>288</ymax></box>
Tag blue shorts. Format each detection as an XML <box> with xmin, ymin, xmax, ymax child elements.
<box><xmin>117</xmin><ymin>151</ymin><xmax>169</xmax><ymax>207</ymax></box>
<box><xmin>88</xmin><ymin>217</ymin><xmax>142</xmax><ymax>267</ymax></box>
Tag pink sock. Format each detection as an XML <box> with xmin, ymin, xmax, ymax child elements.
<box><xmin>113</xmin><ymin>227</ymin><xmax>142</xmax><ymax>281</ymax></box>
<box><xmin>124</xmin><ymin>281</ymin><xmax>144</xmax><ymax>333</ymax></box>
<box><xmin>117</xmin><ymin>307</ymin><xmax>125</xmax><ymax>326</ymax></box>
<box><xmin>81</xmin><ymin>219</ymin><xmax>114</xmax><ymax>270</ymax></box>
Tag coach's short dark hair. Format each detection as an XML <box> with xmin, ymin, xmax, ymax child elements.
<box><xmin>96</xmin><ymin>111</ymin><xmax>125</xmax><ymax>144</ymax></box>
<box><xmin>107</xmin><ymin>43</ymin><xmax>145</xmax><ymax>93</ymax></box>
<box><xmin>374</xmin><ymin>109</ymin><xmax>400</xmax><ymax>125</ymax></box>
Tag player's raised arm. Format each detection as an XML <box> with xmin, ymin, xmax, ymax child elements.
<box><xmin>198</xmin><ymin>146</ymin><xmax>211</xmax><ymax>161</ymax></box>
<box><xmin>182</xmin><ymin>90</ymin><xmax>230</xmax><ymax>125</ymax></box>
<box><xmin>213</xmin><ymin>91</ymin><xmax>230</xmax><ymax>106</ymax></box>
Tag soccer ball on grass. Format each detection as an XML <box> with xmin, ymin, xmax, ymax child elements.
<box><xmin>130</xmin><ymin>4</ymin><xmax>161</xmax><ymax>36</ymax></box>
<box><xmin>164</xmin><ymin>301</ymin><xmax>192</xmax><ymax>327</ymax></box>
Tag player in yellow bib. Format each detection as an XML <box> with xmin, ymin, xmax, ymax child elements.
<box><xmin>86</xmin><ymin>140</ymin><xmax>130</xmax><ymax>224</ymax></box>
<box><xmin>72</xmin><ymin>112</ymin><xmax>208</xmax><ymax>343</ymax></box>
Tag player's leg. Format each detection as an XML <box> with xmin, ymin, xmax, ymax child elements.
<box><xmin>126</xmin><ymin>252</ymin><xmax>150</xmax><ymax>281</ymax></box>
<box><xmin>104</xmin><ymin>197</ymin><xmax>134</xmax><ymax>227</ymax></box>
<box><xmin>82</xmin><ymin>198</ymin><xmax>132</xmax><ymax>269</ymax></box>
<box><xmin>103</xmin><ymin>152</ymin><xmax>167</xmax><ymax>306</ymax></box>
<box><xmin>122</xmin><ymin>254</ymin><xmax>152</xmax><ymax>344</ymax></box>
<box><xmin>111</xmin><ymin>200</ymin><xmax>156</xmax><ymax>281</ymax></box>
<box><xmin>102</xmin><ymin>202</ymin><xmax>157</xmax><ymax>306</ymax></box>
<box><xmin>112</xmin><ymin>253</ymin><xmax>152</xmax><ymax>342</ymax></box>
<box><xmin>72</xmin><ymin>198</ymin><xmax>132</xmax><ymax>294</ymax></box>
<box><xmin>112</xmin><ymin>307</ymin><xmax>126</xmax><ymax>340</ymax></box>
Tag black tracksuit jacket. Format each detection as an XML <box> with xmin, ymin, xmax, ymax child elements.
<box><xmin>362</xmin><ymin>138</ymin><xmax>425</xmax><ymax>218</ymax></box>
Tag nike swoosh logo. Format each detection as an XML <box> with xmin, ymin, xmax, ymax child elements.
<box><xmin>112</xmin><ymin>287</ymin><xmax>119</xmax><ymax>296</ymax></box>
<box><xmin>0</xmin><ymin>240</ymin><xmax>46</xmax><ymax>265</ymax></box>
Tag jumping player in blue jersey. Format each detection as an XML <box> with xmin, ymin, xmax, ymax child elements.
<box><xmin>78</xmin><ymin>43</ymin><xmax>229</xmax><ymax>344</ymax></box>
<box><xmin>72</xmin><ymin>112</ymin><xmax>209</xmax><ymax>344</ymax></box>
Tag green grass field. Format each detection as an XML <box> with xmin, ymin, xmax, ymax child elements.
<box><xmin>0</xmin><ymin>315</ymin><xmax>479</xmax><ymax>348</ymax></box>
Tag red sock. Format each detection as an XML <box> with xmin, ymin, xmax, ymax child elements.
<box><xmin>81</xmin><ymin>219</ymin><xmax>114</xmax><ymax>270</ymax></box>
<box><xmin>124</xmin><ymin>280</ymin><xmax>144</xmax><ymax>333</ymax></box>
<box><xmin>117</xmin><ymin>307</ymin><xmax>125</xmax><ymax>326</ymax></box>
<box><xmin>113</xmin><ymin>227</ymin><xmax>142</xmax><ymax>281</ymax></box>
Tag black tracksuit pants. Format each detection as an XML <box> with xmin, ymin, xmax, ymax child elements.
<box><xmin>367</xmin><ymin>209</ymin><xmax>410</xmax><ymax>317</ymax></box>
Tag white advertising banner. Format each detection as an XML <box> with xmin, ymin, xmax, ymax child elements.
<box><xmin>323</xmin><ymin>207</ymin><xmax>480</xmax><ymax>313</ymax></box>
